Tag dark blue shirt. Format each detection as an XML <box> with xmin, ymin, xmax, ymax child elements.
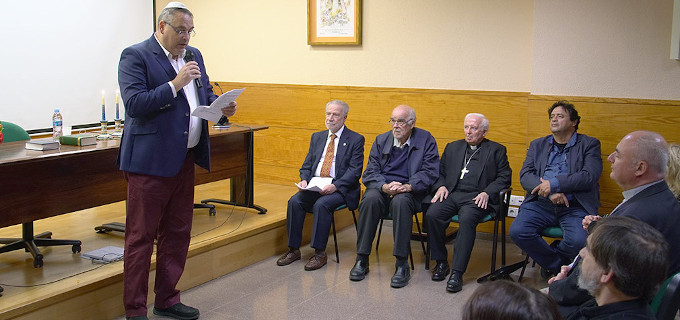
<box><xmin>544</xmin><ymin>132</ymin><xmax>578</xmax><ymax>200</ymax></box>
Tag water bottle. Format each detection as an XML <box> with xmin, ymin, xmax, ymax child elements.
<box><xmin>52</xmin><ymin>108</ymin><xmax>63</xmax><ymax>140</ymax></box>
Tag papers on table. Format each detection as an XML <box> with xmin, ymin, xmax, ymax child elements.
<box><xmin>295</xmin><ymin>177</ymin><xmax>333</xmax><ymax>192</ymax></box>
<box><xmin>191</xmin><ymin>88</ymin><xmax>245</xmax><ymax>123</ymax></box>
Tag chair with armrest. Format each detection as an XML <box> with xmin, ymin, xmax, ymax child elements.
<box><xmin>0</xmin><ymin>121</ymin><xmax>82</xmax><ymax>268</ymax></box>
<box><xmin>423</xmin><ymin>188</ymin><xmax>514</xmax><ymax>282</ymax></box>
<box><xmin>651</xmin><ymin>271</ymin><xmax>680</xmax><ymax>320</ymax></box>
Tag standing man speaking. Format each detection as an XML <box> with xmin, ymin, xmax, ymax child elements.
<box><xmin>117</xmin><ymin>2</ymin><xmax>235</xmax><ymax>319</ymax></box>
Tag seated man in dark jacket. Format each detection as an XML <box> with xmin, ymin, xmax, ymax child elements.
<box><xmin>549</xmin><ymin>131</ymin><xmax>680</xmax><ymax>317</ymax></box>
<box><xmin>564</xmin><ymin>216</ymin><xmax>668</xmax><ymax>320</ymax></box>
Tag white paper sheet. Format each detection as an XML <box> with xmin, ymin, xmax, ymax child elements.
<box><xmin>295</xmin><ymin>177</ymin><xmax>333</xmax><ymax>192</ymax></box>
<box><xmin>191</xmin><ymin>88</ymin><xmax>245</xmax><ymax>123</ymax></box>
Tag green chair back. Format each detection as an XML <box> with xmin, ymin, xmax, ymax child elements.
<box><xmin>651</xmin><ymin>271</ymin><xmax>680</xmax><ymax>318</ymax></box>
<box><xmin>1</xmin><ymin>121</ymin><xmax>30</xmax><ymax>142</ymax></box>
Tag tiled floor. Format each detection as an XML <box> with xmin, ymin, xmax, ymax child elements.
<box><xmin>116</xmin><ymin>222</ymin><xmax>547</xmax><ymax>319</ymax></box>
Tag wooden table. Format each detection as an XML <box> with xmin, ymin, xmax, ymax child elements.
<box><xmin>0</xmin><ymin>124</ymin><xmax>268</xmax><ymax>267</ymax></box>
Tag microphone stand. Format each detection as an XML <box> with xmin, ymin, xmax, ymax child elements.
<box><xmin>212</xmin><ymin>82</ymin><xmax>230</xmax><ymax>127</ymax></box>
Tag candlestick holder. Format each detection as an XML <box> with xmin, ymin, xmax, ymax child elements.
<box><xmin>111</xmin><ymin>118</ymin><xmax>123</xmax><ymax>138</ymax></box>
<box><xmin>97</xmin><ymin>120</ymin><xmax>111</xmax><ymax>140</ymax></box>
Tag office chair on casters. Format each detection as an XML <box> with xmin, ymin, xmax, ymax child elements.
<box><xmin>0</xmin><ymin>121</ymin><xmax>82</xmax><ymax>268</ymax></box>
<box><xmin>375</xmin><ymin>210</ymin><xmax>427</xmax><ymax>270</ymax></box>
<box><xmin>651</xmin><ymin>271</ymin><xmax>680</xmax><ymax>320</ymax></box>
<box><xmin>194</xmin><ymin>203</ymin><xmax>216</xmax><ymax>215</ymax></box>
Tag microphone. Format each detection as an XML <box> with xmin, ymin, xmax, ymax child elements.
<box><xmin>183</xmin><ymin>49</ymin><xmax>202</xmax><ymax>88</ymax></box>
<box><xmin>213</xmin><ymin>81</ymin><xmax>224</xmax><ymax>94</ymax></box>
<box><xmin>212</xmin><ymin>82</ymin><xmax>230</xmax><ymax>126</ymax></box>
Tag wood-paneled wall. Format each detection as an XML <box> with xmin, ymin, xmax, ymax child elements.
<box><xmin>220</xmin><ymin>82</ymin><xmax>680</xmax><ymax>219</ymax></box>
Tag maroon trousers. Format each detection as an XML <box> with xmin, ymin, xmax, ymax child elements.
<box><xmin>123</xmin><ymin>151</ymin><xmax>195</xmax><ymax>317</ymax></box>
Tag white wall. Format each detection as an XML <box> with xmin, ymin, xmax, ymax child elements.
<box><xmin>167</xmin><ymin>0</ymin><xmax>680</xmax><ymax>100</ymax></box>
<box><xmin>172</xmin><ymin>0</ymin><xmax>534</xmax><ymax>92</ymax></box>
<box><xmin>531</xmin><ymin>0</ymin><xmax>680</xmax><ymax>100</ymax></box>
<box><xmin>1</xmin><ymin>0</ymin><xmax>153</xmax><ymax>131</ymax></box>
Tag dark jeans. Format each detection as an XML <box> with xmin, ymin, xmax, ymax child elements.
<box><xmin>509</xmin><ymin>198</ymin><xmax>588</xmax><ymax>273</ymax></box>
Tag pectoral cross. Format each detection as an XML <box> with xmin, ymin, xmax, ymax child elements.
<box><xmin>460</xmin><ymin>167</ymin><xmax>470</xmax><ymax>179</ymax></box>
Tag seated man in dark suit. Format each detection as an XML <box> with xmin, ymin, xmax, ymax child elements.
<box><xmin>565</xmin><ymin>216</ymin><xmax>668</xmax><ymax>320</ymax></box>
<box><xmin>424</xmin><ymin>113</ymin><xmax>511</xmax><ymax>293</ymax></box>
<box><xmin>548</xmin><ymin>131</ymin><xmax>680</xmax><ymax>317</ymax></box>
<box><xmin>277</xmin><ymin>100</ymin><xmax>365</xmax><ymax>271</ymax></box>
<box><xmin>510</xmin><ymin>101</ymin><xmax>602</xmax><ymax>277</ymax></box>
<box><xmin>349</xmin><ymin>104</ymin><xmax>439</xmax><ymax>288</ymax></box>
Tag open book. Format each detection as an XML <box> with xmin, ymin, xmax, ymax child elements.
<box><xmin>295</xmin><ymin>177</ymin><xmax>333</xmax><ymax>192</ymax></box>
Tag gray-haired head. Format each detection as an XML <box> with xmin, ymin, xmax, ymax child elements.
<box><xmin>464</xmin><ymin>113</ymin><xmax>489</xmax><ymax>131</ymax></box>
<box><xmin>326</xmin><ymin>100</ymin><xmax>349</xmax><ymax>116</ymax></box>
<box><xmin>628</xmin><ymin>130</ymin><xmax>669</xmax><ymax>177</ymax></box>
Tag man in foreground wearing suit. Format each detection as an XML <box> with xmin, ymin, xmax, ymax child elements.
<box><xmin>425</xmin><ymin>113</ymin><xmax>511</xmax><ymax>293</ymax></box>
<box><xmin>548</xmin><ymin>131</ymin><xmax>680</xmax><ymax>317</ymax></box>
<box><xmin>509</xmin><ymin>101</ymin><xmax>602</xmax><ymax>278</ymax></box>
<box><xmin>565</xmin><ymin>216</ymin><xmax>668</xmax><ymax>320</ymax></box>
<box><xmin>349</xmin><ymin>105</ymin><xmax>439</xmax><ymax>288</ymax></box>
<box><xmin>276</xmin><ymin>100</ymin><xmax>365</xmax><ymax>271</ymax></box>
<box><xmin>117</xmin><ymin>2</ymin><xmax>235</xmax><ymax>319</ymax></box>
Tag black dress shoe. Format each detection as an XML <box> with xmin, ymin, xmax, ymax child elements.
<box><xmin>390</xmin><ymin>264</ymin><xmax>411</xmax><ymax>288</ymax></box>
<box><xmin>431</xmin><ymin>260</ymin><xmax>450</xmax><ymax>281</ymax></box>
<box><xmin>446</xmin><ymin>271</ymin><xmax>463</xmax><ymax>293</ymax></box>
<box><xmin>153</xmin><ymin>302</ymin><xmax>199</xmax><ymax>320</ymax></box>
<box><xmin>349</xmin><ymin>260</ymin><xmax>369</xmax><ymax>281</ymax></box>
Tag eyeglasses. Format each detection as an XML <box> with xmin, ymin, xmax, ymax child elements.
<box><xmin>163</xmin><ymin>21</ymin><xmax>196</xmax><ymax>37</ymax></box>
<box><xmin>388</xmin><ymin>119</ymin><xmax>413</xmax><ymax>127</ymax></box>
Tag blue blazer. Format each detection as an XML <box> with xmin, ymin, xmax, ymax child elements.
<box><xmin>519</xmin><ymin>133</ymin><xmax>602</xmax><ymax>215</ymax></box>
<box><xmin>117</xmin><ymin>35</ymin><xmax>218</xmax><ymax>177</ymax></box>
<box><xmin>299</xmin><ymin>127</ymin><xmax>365</xmax><ymax>210</ymax></box>
<box><xmin>362</xmin><ymin>127</ymin><xmax>440</xmax><ymax>207</ymax></box>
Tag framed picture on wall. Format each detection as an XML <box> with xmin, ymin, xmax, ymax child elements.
<box><xmin>308</xmin><ymin>0</ymin><xmax>362</xmax><ymax>45</ymax></box>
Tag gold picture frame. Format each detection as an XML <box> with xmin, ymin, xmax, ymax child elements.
<box><xmin>308</xmin><ymin>0</ymin><xmax>362</xmax><ymax>46</ymax></box>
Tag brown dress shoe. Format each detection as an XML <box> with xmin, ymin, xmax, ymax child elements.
<box><xmin>304</xmin><ymin>253</ymin><xmax>327</xmax><ymax>271</ymax></box>
<box><xmin>277</xmin><ymin>249</ymin><xmax>301</xmax><ymax>266</ymax></box>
